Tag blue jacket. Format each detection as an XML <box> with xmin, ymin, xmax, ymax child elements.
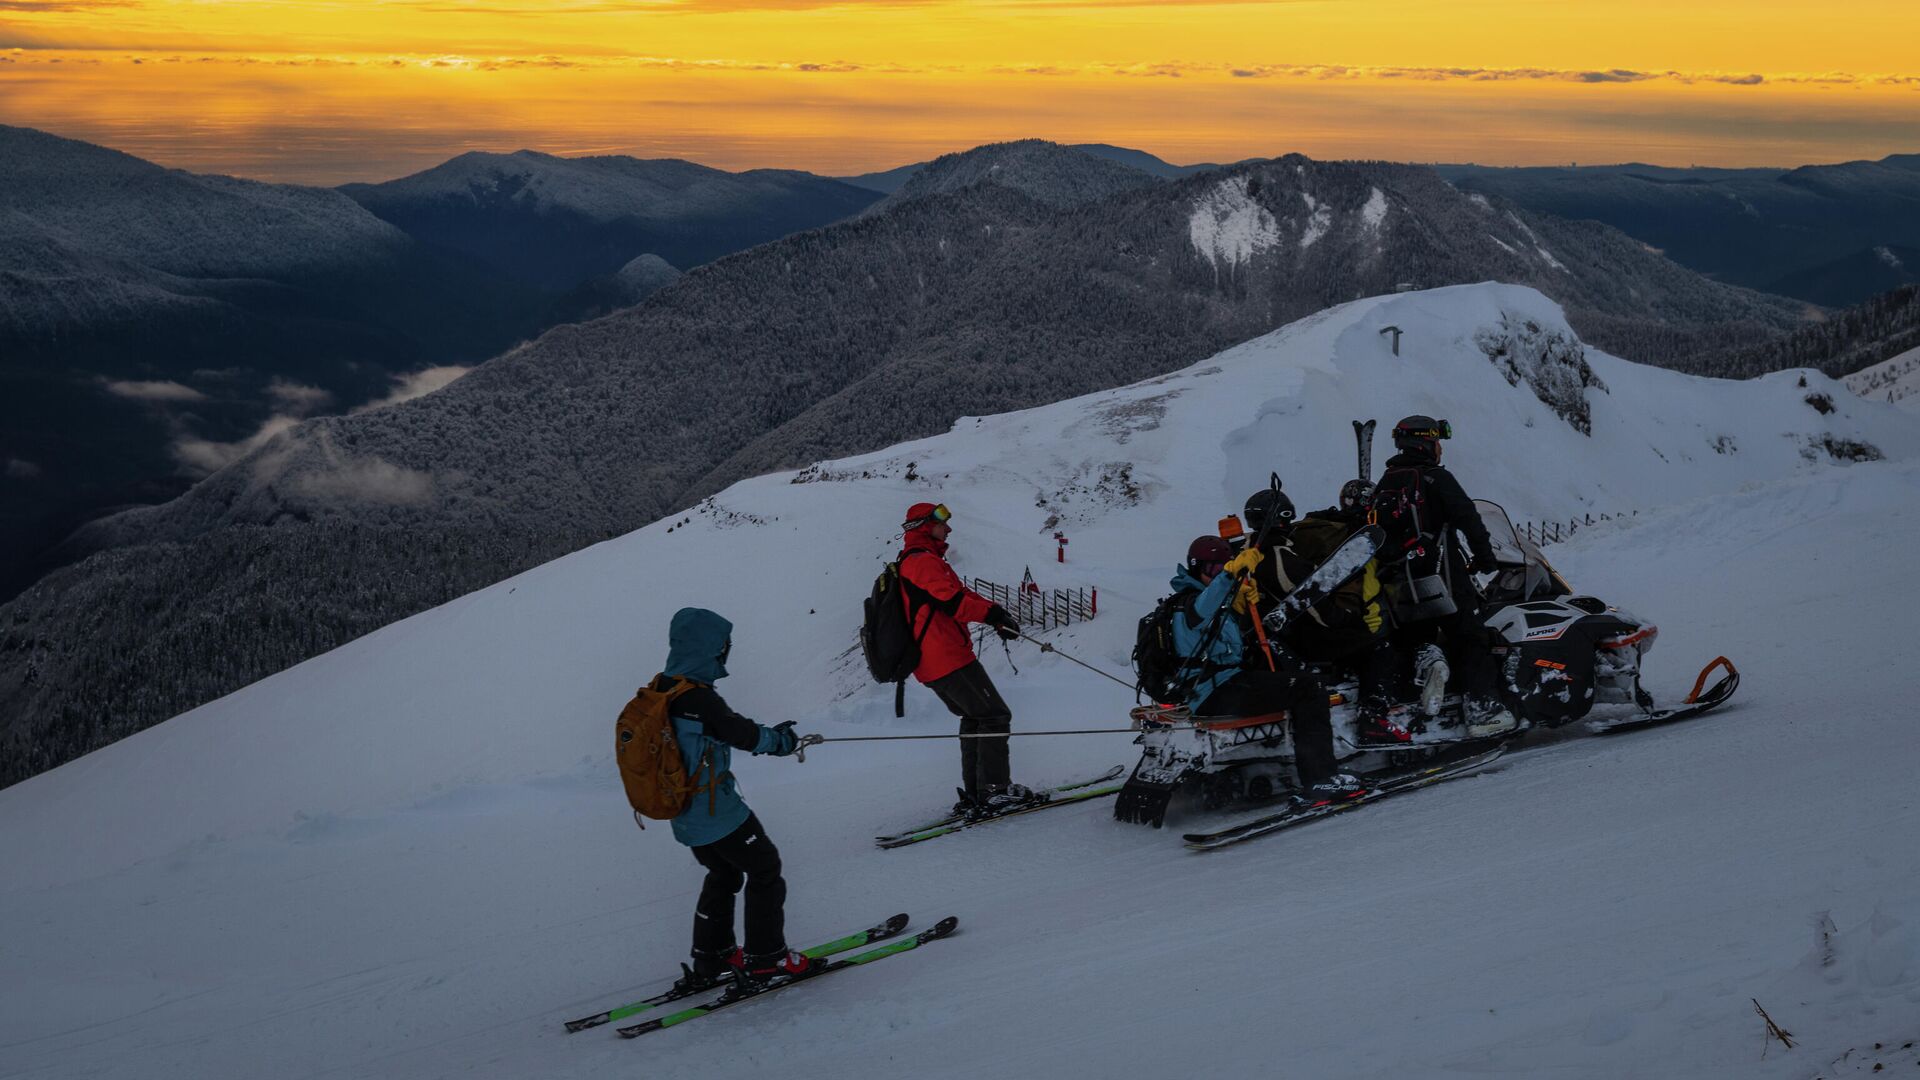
<box><xmin>660</xmin><ymin>608</ymin><xmax>793</xmax><ymax>848</ymax></box>
<box><xmin>1167</xmin><ymin>566</ymin><xmax>1244</xmax><ymax>711</ymax></box>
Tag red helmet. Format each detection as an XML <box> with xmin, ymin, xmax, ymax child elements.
<box><xmin>1186</xmin><ymin>535</ymin><xmax>1232</xmax><ymax>575</ymax></box>
<box><xmin>903</xmin><ymin>502</ymin><xmax>951</xmax><ymax>530</ymax></box>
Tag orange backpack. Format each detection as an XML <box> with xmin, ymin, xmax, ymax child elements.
<box><xmin>616</xmin><ymin>678</ymin><xmax>724</xmax><ymax>826</ymax></box>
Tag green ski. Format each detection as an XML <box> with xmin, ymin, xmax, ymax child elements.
<box><xmin>616</xmin><ymin>916</ymin><xmax>960</xmax><ymax>1039</ymax></box>
<box><xmin>563</xmin><ymin>913</ymin><xmax>909</xmax><ymax>1032</ymax></box>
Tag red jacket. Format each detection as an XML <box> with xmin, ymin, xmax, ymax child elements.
<box><xmin>898</xmin><ymin>527</ymin><xmax>994</xmax><ymax>684</ymax></box>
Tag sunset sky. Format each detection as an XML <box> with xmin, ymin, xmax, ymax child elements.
<box><xmin>2</xmin><ymin>0</ymin><xmax>1916</xmax><ymax>184</ymax></box>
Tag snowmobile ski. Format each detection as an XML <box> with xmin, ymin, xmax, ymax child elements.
<box><xmin>616</xmin><ymin>916</ymin><xmax>960</xmax><ymax>1038</ymax></box>
<box><xmin>1183</xmin><ymin>747</ymin><xmax>1507</xmax><ymax>850</ymax></box>
<box><xmin>875</xmin><ymin>766</ymin><xmax>1123</xmax><ymax>845</ymax></box>
<box><xmin>562</xmin><ymin>913</ymin><xmax>909</xmax><ymax>1032</ymax></box>
<box><xmin>1590</xmin><ymin>656</ymin><xmax>1739</xmax><ymax>735</ymax></box>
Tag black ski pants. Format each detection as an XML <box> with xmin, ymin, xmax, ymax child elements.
<box><xmin>1196</xmin><ymin>669</ymin><xmax>1338</xmax><ymax>787</ymax></box>
<box><xmin>689</xmin><ymin>814</ymin><xmax>786</xmax><ymax>959</ymax></box>
<box><xmin>927</xmin><ymin>660</ymin><xmax>1013</xmax><ymax>798</ymax></box>
<box><xmin>1395</xmin><ymin>608</ymin><xmax>1501</xmax><ymax>702</ymax></box>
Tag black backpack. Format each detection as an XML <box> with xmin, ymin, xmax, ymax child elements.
<box><xmin>861</xmin><ymin>558</ymin><xmax>933</xmax><ymax>717</ymax></box>
<box><xmin>1132</xmin><ymin>591</ymin><xmax>1198</xmax><ymax>704</ymax></box>
<box><xmin>1369</xmin><ymin>465</ymin><xmax>1434</xmax><ymax>564</ymax></box>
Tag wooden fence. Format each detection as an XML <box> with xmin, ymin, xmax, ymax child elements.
<box><xmin>966</xmin><ymin>577</ymin><xmax>1098</xmax><ymax>630</ymax></box>
<box><xmin>1517</xmin><ymin>510</ymin><xmax>1636</xmax><ymax>547</ymax></box>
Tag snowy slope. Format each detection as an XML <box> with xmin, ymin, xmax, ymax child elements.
<box><xmin>2</xmin><ymin>284</ymin><xmax>1917</xmax><ymax>1079</ymax></box>
<box><xmin>1846</xmin><ymin>345</ymin><xmax>1920</xmax><ymax>411</ymax></box>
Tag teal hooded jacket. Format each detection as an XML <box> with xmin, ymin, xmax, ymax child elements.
<box><xmin>659</xmin><ymin>607</ymin><xmax>794</xmax><ymax>848</ymax></box>
<box><xmin>1166</xmin><ymin>566</ymin><xmax>1243</xmax><ymax>711</ymax></box>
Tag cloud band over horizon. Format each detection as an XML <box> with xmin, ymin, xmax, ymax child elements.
<box><xmin>3</xmin><ymin>0</ymin><xmax>1916</xmax><ymax>181</ymax></box>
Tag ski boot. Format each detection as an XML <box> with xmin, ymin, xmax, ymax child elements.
<box><xmin>674</xmin><ymin>945</ymin><xmax>744</xmax><ymax>994</ymax></box>
<box><xmin>1465</xmin><ymin>696</ymin><xmax>1519</xmax><ymax>738</ymax></box>
<box><xmin>1413</xmin><ymin>645</ymin><xmax>1450</xmax><ymax>719</ymax></box>
<box><xmin>1298</xmin><ymin>773</ymin><xmax>1366</xmax><ymax>808</ymax></box>
<box><xmin>979</xmin><ymin>782</ymin><xmax>1044</xmax><ymax>814</ymax></box>
<box><xmin>738</xmin><ymin>948</ymin><xmax>813</xmax><ymax>987</ymax></box>
<box><xmin>1353</xmin><ymin>699</ymin><xmax>1412</xmax><ymax>746</ymax></box>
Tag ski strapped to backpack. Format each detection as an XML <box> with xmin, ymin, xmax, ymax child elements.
<box><xmin>615</xmin><ymin>677</ymin><xmax>726</xmax><ymax>828</ymax></box>
<box><xmin>861</xmin><ymin>554</ymin><xmax>938</xmax><ymax>717</ymax></box>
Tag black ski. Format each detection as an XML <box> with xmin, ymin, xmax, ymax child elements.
<box><xmin>562</xmin><ymin>913</ymin><xmax>909</xmax><ymax>1032</ymax></box>
<box><xmin>1353</xmin><ymin>418</ymin><xmax>1377</xmax><ymax>482</ymax></box>
<box><xmin>877</xmin><ymin>772</ymin><xmax>1124</xmax><ymax>849</ymax></box>
<box><xmin>616</xmin><ymin>916</ymin><xmax>960</xmax><ymax>1038</ymax></box>
<box><xmin>874</xmin><ymin>766</ymin><xmax>1123</xmax><ymax>846</ymax></box>
<box><xmin>1591</xmin><ymin>658</ymin><xmax>1739</xmax><ymax>735</ymax></box>
<box><xmin>1184</xmin><ymin>746</ymin><xmax>1506</xmax><ymax>850</ymax></box>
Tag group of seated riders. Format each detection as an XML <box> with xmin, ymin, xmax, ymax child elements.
<box><xmin>1162</xmin><ymin>415</ymin><xmax>1521</xmax><ymax>801</ymax></box>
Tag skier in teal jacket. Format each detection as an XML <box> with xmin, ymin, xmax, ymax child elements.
<box><xmin>656</xmin><ymin>607</ymin><xmax>812</xmax><ymax>990</ymax></box>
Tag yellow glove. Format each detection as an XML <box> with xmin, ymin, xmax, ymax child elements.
<box><xmin>1223</xmin><ymin>548</ymin><xmax>1264</xmax><ymax>576</ymax></box>
<box><xmin>1231</xmin><ymin>577</ymin><xmax>1261</xmax><ymax>615</ymax></box>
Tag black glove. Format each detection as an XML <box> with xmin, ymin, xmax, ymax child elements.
<box><xmin>765</xmin><ymin>720</ymin><xmax>800</xmax><ymax>757</ymax></box>
<box><xmin>985</xmin><ymin>604</ymin><xmax>1021</xmax><ymax>640</ymax></box>
<box><xmin>1468</xmin><ymin>555</ymin><xmax>1495</xmax><ymax>576</ymax></box>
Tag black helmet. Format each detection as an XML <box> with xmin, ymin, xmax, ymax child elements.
<box><xmin>1339</xmin><ymin>478</ymin><xmax>1375</xmax><ymax>512</ymax></box>
<box><xmin>1242</xmin><ymin>488</ymin><xmax>1296</xmax><ymax>534</ymax></box>
<box><xmin>1392</xmin><ymin>415</ymin><xmax>1451</xmax><ymax>457</ymax></box>
<box><xmin>1186</xmin><ymin>535</ymin><xmax>1232</xmax><ymax>575</ymax></box>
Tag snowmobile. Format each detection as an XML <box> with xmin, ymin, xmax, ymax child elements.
<box><xmin>1114</xmin><ymin>500</ymin><xmax>1738</xmax><ymax>826</ymax></box>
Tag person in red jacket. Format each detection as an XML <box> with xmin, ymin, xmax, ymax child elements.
<box><xmin>897</xmin><ymin>502</ymin><xmax>1032</xmax><ymax>815</ymax></box>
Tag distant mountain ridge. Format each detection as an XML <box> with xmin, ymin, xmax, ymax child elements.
<box><xmin>838</xmin><ymin>141</ymin><xmax>1221</xmax><ymax>193</ymax></box>
<box><xmin>0</xmin><ymin>141</ymin><xmax>1813</xmax><ymax>786</ymax></box>
<box><xmin>1439</xmin><ymin>155</ymin><xmax>1920</xmax><ymax>307</ymax></box>
<box><xmin>1700</xmin><ymin>284</ymin><xmax>1920</xmax><ymax>381</ymax></box>
<box><xmin>0</xmin><ymin>127</ymin><xmax>887</xmax><ymax>601</ymax></box>
<box><xmin>341</xmin><ymin>151</ymin><xmax>881</xmax><ymax>291</ymax></box>
<box><xmin>0</xmin><ymin>124</ymin><xmax>548</xmax><ymax>599</ymax></box>
<box><xmin>860</xmin><ymin>139</ymin><xmax>1163</xmax><ymax>213</ymax></box>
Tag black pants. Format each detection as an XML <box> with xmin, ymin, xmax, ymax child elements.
<box><xmin>689</xmin><ymin>814</ymin><xmax>786</xmax><ymax>959</ymax></box>
<box><xmin>1196</xmin><ymin>669</ymin><xmax>1338</xmax><ymax>787</ymax></box>
<box><xmin>928</xmin><ymin>660</ymin><xmax>1013</xmax><ymax>798</ymax></box>
<box><xmin>1286</xmin><ymin>625</ymin><xmax>1397</xmax><ymax>709</ymax></box>
<box><xmin>1395</xmin><ymin>608</ymin><xmax>1500</xmax><ymax>702</ymax></box>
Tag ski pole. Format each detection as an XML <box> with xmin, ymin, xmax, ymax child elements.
<box><xmin>793</xmin><ymin>726</ymin><xmax>1176</xmax><ymax>761</ymax></box>
<box><xmin>821</xmin><ymin>728</ymin><xmax>1169</xmax><ymax>742</ymax></box>
<box><xmin>1011</xmin><ymin>630</ymin><xmax>1137</xmax><ymax>691</ymax></box>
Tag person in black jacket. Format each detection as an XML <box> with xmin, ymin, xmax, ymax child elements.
<box><xmin>1244</xmin><ymin>485</ymin><xmax>1404</xmax><ymax>744</ymax></box>
<box><xmin>1370</xmin><ymin>416</ymin><xmax>1517</xmax><ymax>736</ymax></box>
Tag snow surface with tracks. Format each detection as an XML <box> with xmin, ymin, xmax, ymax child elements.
<box><xmin>3</xmin><ymin>284</ymin><xmax>1916</xmax><ymax>1079</ymax></box>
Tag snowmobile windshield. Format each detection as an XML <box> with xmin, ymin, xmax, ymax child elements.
<box><xmin>1475</xmin><ymin>501</ymin><xmax>1527</xmax><ymax>568</ymax></box>
<box><xmin>1474</xmin><ymin>500</ymin><xmax>1568</xmax><ymax>602</ymax></box>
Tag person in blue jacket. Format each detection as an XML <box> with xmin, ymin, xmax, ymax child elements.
<box><xmin>658</xmin><ymin>607</ymin><xmax>811</xmax><ymax>991</ymax></box>
<box><xmin>1168</xmin><ymin>537</ymin><xmax>1357</xmax><ymax>803</ymax></box>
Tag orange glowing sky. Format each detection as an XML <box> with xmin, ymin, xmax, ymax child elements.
<box><xmin>2</xmin><ymin>0</ymin><xmax>1916</xmax><ymax>183</ymax></box>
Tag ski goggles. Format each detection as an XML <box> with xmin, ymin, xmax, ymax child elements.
<box><xmin>903</xmin><ymin>504</ymin><xmax>952</xmax><ymax>530</ymax></box>
<box><xmin>1401</xmin><ymin>419</ymin><xmax>1452</xmax><ymax>440</ymax></box>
